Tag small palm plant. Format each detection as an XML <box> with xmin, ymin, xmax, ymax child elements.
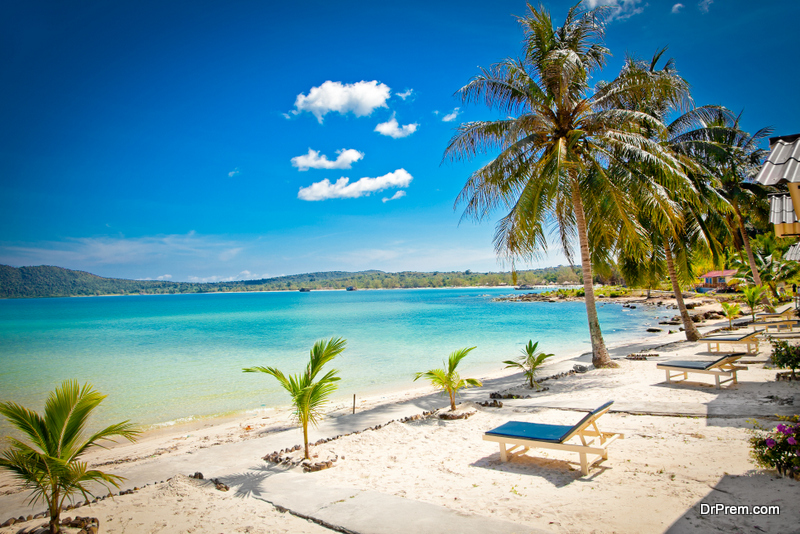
<box><xmin>0</xmin><ymin>380</ymin><xmax>139</xmax><ymax>534</ymax></box>
<box><xmin>243</xmin><ymin>337</ymin><xmax>346</xmax><ymax>460</ymax></box>
<box><xmin>413</xmin><ymin>347</ymin><xmax>483</xmax><ymax>411</ymax></box>
<box><xmin>503</xmin><ymin>340</ymin><xmax>554</xmax><ymax>389</ymax></box>
<box><xmin>741</xmin><ymin>285</ymin><xmax>768</xmax><ymax>322</ymax></box>
<box><xmin>720</xmin><ymin>302</ymin><xmax>741</xmax><ymax>330</ymax></box>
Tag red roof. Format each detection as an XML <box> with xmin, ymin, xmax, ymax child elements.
<box><xmin>699</xmin><ymin>270</ymin><xmax>737</xmax><ymax>278</ymax></box>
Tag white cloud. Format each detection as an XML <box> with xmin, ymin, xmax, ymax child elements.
<box><xmin>442</xmin><ymin>107</ymin><xmax>461</xmax><ymax>122</ymax></box>
<box><xmin>374</xmin><ymin>115</ymin><xmax>418</xmax><ymax>138</ymax></box>
<box><xmin>157</xmin><ymin>274</ymin><xmax>172</xmax><ymax>280</ymax></box>
<box><xmin>583</xmin><ymin>0</ymin><xmax>645</xmax><ymax>21</ymax></box>
<box><xmin>382</xmin><ymin>191</ymin><xmax>407</xmax><ymax>203</ymax></box>
<box><xmin>671</xmin><ymin>3</ymin><xmax>684</xmax><ymax>13</ymax></box>
<box><xmin>291</xmin><ymin>80</ymin><xmax>391</xmax><ymax>123</ymax></box>
<box><xmin>291</xmin><ymin>148</ymin><xmax>365</xmax><ymax>171</ymax></box>
<box><xmin>298</xmin><ymin>169</ymin><xmax>413</xmax><ymax>201</ymax></box>
<box><xmin>187</xmin><ymin>270</ymin><xmax>269</xmax><ymax>283</ymax></box>
<box><xmin>396</xmin><ymin>89</ymin><xmax>414</xmax><ymax>100</ymax></box>
<box><xmin>698</xmin><ymin>0</ymin><xmax>712</xmax><ymax>12</ymax></box>
<box><xmin>228</xmin><ymin>168</ymin><xmax>240</xmax><ymax>178</ymax></box>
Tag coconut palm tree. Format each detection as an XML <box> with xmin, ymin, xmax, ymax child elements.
<box><xmin>0</xmin><ymin>380</ymin><xmax>139</xmax><ymax>534</ymax></box>
<box><xmin>720</xmin><ymin>301</ymin><xmax>741</xmax><ymax>330</ymax></box>
<box><xmin>243</xmin><ymin>337</ymin><xmax>346</xmax><ymax>460</ymax></box>
<box><xmin>444</xmin><ymin>3</ymin><xmax>686</xmax><ymax>367</ymax></box>
<box><xmin>503</xmin><ymin>340</ymin><xmax>554</xmax><ymax>389</ymax></box>
<box><xmin>732</xmin><ymin>251</ymin><xmax>800</xmax><ymax>300</ymax></box>
<box><xmin>741</xmin><ymin>285</ymin><xmax>768</xmax><ymax>322</ymax></box>
<box><xmin>414</xmin><ymin>347</ymin><xmax>482</xmax><ymax>411</ymax></box>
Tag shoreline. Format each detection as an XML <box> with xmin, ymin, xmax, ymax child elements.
<box><xmin>83</xmin><ymin>296</ymin><xmax>708</xmax><ymax>467</ymax></box>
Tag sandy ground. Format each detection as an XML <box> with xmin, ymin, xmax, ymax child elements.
<box><xmin>1</xmin><ymin>295</ymin><xmax>799</xmax><ymax>533</ymax></box>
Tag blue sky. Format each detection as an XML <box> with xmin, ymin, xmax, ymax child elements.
<box><xmin>1</xmin><ymin>0</ymin><xmax>797</xmax><ymax>282</ymax></box>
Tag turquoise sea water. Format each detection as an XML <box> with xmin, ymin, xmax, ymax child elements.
<box><xmin>0</xmin><ymin>288</ymin><xmax>665</xmax><ymax>432</ymax></box>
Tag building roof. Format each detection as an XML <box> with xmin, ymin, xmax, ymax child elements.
<box><xmin>699</xmin><ymin>270</ymin><xmax>737</xmax><ymax>278</ymax></box>
<box><xmin>770</xmin><ymin>193</ymin><xmax>798</xmax><ymax>224</ymax></box>
<box><xmin>756</xmin><ymin>133</ymin><xmax>800</xmax><ymax>186</ymax></box>
<box><xmin>785</xmin><ymin>243</ymin><xmax>800</xmax><ymax>262</ymax></box>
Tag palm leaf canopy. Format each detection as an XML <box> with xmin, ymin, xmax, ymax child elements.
<box><xmin>444</xmin><ymin>2</ymin><xmax>687</xmax><ymax>267</ymax></box>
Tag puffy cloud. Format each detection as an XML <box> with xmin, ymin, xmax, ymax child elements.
<box><xmin>396</xmin><ymin>89</ymin><xmax>414</xmax><ymax>100</ymax></box>
<box><xmin>374</xmin><ymin>115</ymin><xmax>418</xmax><ymax>138</ymax></box>
<box><xmin>382</xmin><ymin>191</ymin><xmax>407</xmax><ymax>203</ymax></box>
<box><xmin>291</xmin><ymin>148</ymin><xmax>365</xmax><ymax>171</ymax></box>
<box><xmin>583</xmin><ymin>0</ymin><xmax>645</xmax><ymax>21</ymax></box>
<box><xmin>157</xmin><ymin>274</ymin><xmax>172</xmax><ymax>280</ymax></box>
<box><xmin>698</xmin><ymin>0</ymin><xmax>712</xmax><ymax>12</ymax></box>
<box><xmin>671</xmin><ymin>3</ymin><xmax>684</xmax><ymax>13</ymax></box>
<box><xmin>291</xmin><ymin>80</ymin><xmax>391</xmax><ymax>123</ymax></box>
<box><xmin>228</xmin><ymin>168</ymin><xmax>240</xmax><ymax>178</ymax></box>
<box><xmin>298</xmin><ymin>169</ymin><xmax>413</xmax><ymax>201</ymax></box>
<box><xmin>442</xmin><ymin>107</ymin><xmax>461</xmax><ymax>122</ymax></box>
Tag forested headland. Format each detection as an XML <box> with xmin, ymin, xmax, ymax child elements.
<box><xmin>0</xmin><ymin>264</ymin><xmax>587</xmax><ymax>299</ymax></box>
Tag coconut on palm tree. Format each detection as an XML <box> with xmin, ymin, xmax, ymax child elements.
<box><xmin>0</xmin><ymin>380</ymin><xmax>139</xmax><ymax>534</ymax></box>
<box><xmin>443</xmin><ymin>3</ymin><xmax>686</xmax><ymax>368</ymax></box>
<box><xmin>503</xmin><ymin>340</ymin><xmax>554</xmax><ymax>389</ymax></box>
<box><xmin>243</xmin><ymin>337</ymin><xmax>346</xmax><ymax>460</ymax></box>
<box><xmin>414</xmin><ymin>347</ymin><xmax>482</xmax><ymax>411</ymax></box>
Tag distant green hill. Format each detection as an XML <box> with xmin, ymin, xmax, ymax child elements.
<box><xmin>0</xmin><ymin>264</ymin><xmax>584</xmax><ymax>299</ymax></box>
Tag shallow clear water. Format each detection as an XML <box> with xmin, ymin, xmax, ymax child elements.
<box><xmin>0</xmin><ymin>288</ymin><xmax>665</xmax><ymax>431</ymax></box>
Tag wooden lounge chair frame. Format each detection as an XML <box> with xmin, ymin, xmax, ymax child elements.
<box><xmin>756</xmin><ymin>306</ymin><xmax>796</xmax><ymax>321</ymax></box>
<box><xmin>657</xmin><ymin>353</ymin><xmax>747</xmax><ymax>389</ymax></box>
<box><xmin>482</xmin><ymin>401</ymin><xmax>623</xmax><ymax>475</ymax></box>
<box><xmin>752</xmin><ymin>319</ymin><xmax>798</xmax><ymax>333</ymax></box>
<box><xmin>699</xmin><ymin>329</ymin><xmax>762</xmax><ymax>354</ymax></box>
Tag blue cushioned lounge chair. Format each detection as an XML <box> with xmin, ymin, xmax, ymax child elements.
<box><xmin>656</xmin><ymin>353</ymin><xmax>747</xmax><ymax>389</ymax></box>
<box><xmin>483</xmin><ymin>401</ymin><xmax>623</xmax><ymax>475</ymax></box>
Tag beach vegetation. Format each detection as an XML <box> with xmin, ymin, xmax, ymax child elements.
<box><xmin>503</xmin><ymin>340</ymin><xmax>554</xmax><ymax>389</ymax></box>
<box><xmin>243</xmin><ymin>337</ymin><xmax>346</xmax><ymax>460</ymax></box>
<box><xmin>741</xmin><ymin>285</ymin><xmax>767</xmax><ymax>321</ymax></box>
<box><xmin>769</xmin><ymin>339</ymin><xmax>800</xmax><ymax>380</ymax></box>
<box><xmin>749</xmin><ymin>415</ymin><xmax>800</xmax><ymax>480</ymax></box>
<box><xmin>0</xmin><ymin>380</ymin><xmax>139</xmax><ymax>534</ymax></box>
<box><xmin>414</xmin><ymin>347</ymin><xmax>483</xmax><ymax>411</ymax></box>
<box><xmin>720</xmin><ymin>302</ymin><xmax>741</xmax><ymax>329</ymax></box>
<box><xmin>731</xmin><ymin>251</ymin><xmax>800</xmax><ymax>300</ymax></box>
<box><xmin>443</xmin><ymin>2</ymin><xmax>689</xmax><ymax>368</ymax></box>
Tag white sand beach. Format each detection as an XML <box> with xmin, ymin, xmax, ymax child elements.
<box><xmin>1</xmin><ymin>297</ymin><xmax>799</xmax><ymax>534</ymax></box>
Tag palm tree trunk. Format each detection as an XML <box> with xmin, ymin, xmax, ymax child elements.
<box><xmin>734</xmin><ymin>205</ymin><xmax>770</xmax><ymax>306</ymax></box>
<box><xmin>449</xmin><ymin>390</ymin><xmax>456</xmax><ymax>411</ymax></box>
<box><xmin>664</xmin><ymin>243</ymin><xmax>701</xmax><ymax>341</ymax></box>
<box><xmin>49</xmin><ymin>490</ymin><xmax>60</xmax><ymax>533</ymax></box>
<box><xmin>571</xmin><ymin>183</ymin><xmax>615</xmax><ymax>368</ymax></box>
<box><xmin>303</xmin><ymin>420</ymin><xmax>310</xmax><ymax>460</ymax></box>
<box><xmin>734</xmin><ymin>204</ymin><xmax>762</xmax><ymax>286</ymax></box>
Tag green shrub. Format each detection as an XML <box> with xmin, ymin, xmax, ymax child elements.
<box><xmin>770</xmin><ymin>339</ymin><xmax>800</xmax><ymax>379</ymax></box>
<box><xmin>749</xmin><ymin>416</ymin><xmax>800</xmax><ymax>479</ymax></box>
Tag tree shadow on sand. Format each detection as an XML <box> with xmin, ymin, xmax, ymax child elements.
<box><xmin>221</xmin><ymin>463</ymin><xmax>290</xmax><ymax>499</ymax></box>
<box><xmin>664</xmin><ymin>472</ymin><xmax>800</xmax><ymax>533</ymax></box>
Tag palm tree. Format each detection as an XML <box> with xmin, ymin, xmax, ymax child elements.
<box><xmin>732</xmin><ymin>251</ymin><xmax>800</xmax><ymax>300</ymax></box>
<box><xmin>503</xmin><ymin>340</ymin><xmax>554</xmax><ymax>389</ymax></box>
<box><xmin>443</xmin><ymin>3</ymin><xmax>686</xmax><ymax>368</ymax></box>
<box><xmin>243</xmin><ymin>337</ymin><xmax>345</xmax><ymax>460</ymax></box>
<box><xmin>741</xmin><ymin>285</ymin><xmax>767</xmax><ymax>322</ymax></box>
<box><xmin>720</xmin><ymin>301</ymin><xmax>741</xmax><ymax>330</ymax></box>
<box><xmin>0</xmin><ymin>380</ymin><xmax>139</xmax><ymax>534</ymax></box>
<box><xmin>414</xmin><ymin>347</ymin><xmax>482</xmax><ymax>411</ymax></box>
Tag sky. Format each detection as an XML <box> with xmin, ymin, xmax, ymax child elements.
<box><xmin>1</xmin><ymin>0</ymin><xmax>798</xmax><ymax>283</ymax></box>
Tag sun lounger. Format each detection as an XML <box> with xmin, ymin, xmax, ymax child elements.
<box><xmin>482</xmin><ymin>401</ymin><xmax>623</xmax><ymax>475</ymax></box>
<box><xmin>752</xmin><ymin>319</ymin><xmax>798</xmax><ymax>333</ymax></box>
<box><xmin>756</xmin><ymin>306</ymin><xmax>796</xmax><ymax>321</ymax></box>
<box><xmin>656</xmin><ymin>353</ymin><xmax>747</xmax><ymax>389</ymax></box>
<box><xmin>699</xmin><ymin>329</ymin><xmax>761</xmax><ymax>354</ymax></box>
